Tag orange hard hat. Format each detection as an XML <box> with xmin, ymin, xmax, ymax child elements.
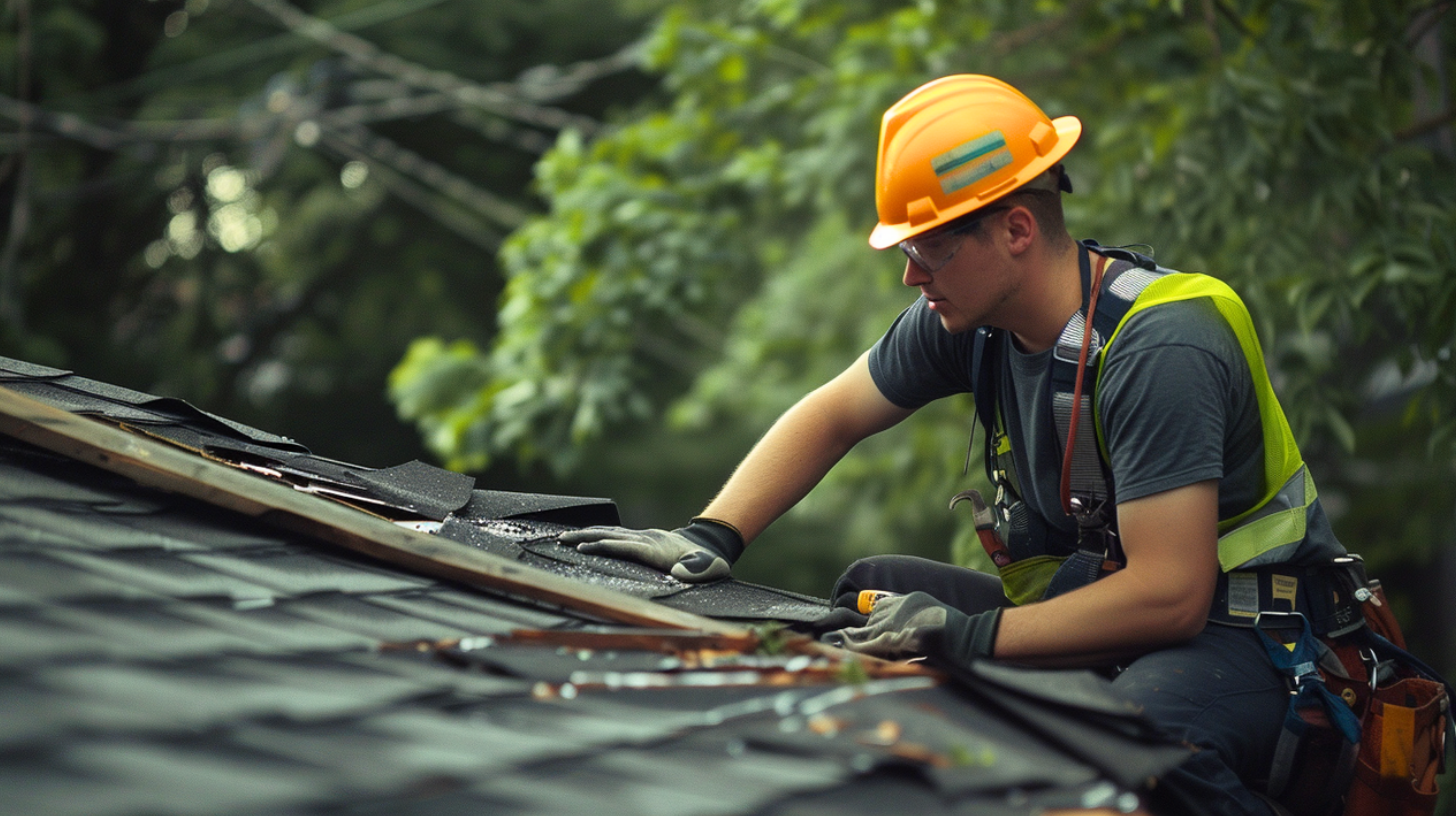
<box><xmin>868</xmin><ymin>75</ymin><xmax>1082</xmax><ymax>249</ymax></box>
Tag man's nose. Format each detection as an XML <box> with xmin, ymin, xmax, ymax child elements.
<box><xmin>902</xmin><ymin>256</ymin><xmax>931</xmax><ymax>287</ymax></box>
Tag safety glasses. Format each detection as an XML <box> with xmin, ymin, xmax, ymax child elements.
<box><xmin>898</xmin><ymin>205</ymin><xmax>1009</xmax><ymax>273</ymax></box>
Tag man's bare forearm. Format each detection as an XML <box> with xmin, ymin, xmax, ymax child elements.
<box><xmin>992</xmin><ymin>481</ymin><xmax>1221</xmax><ymax>665</ymax></box>
<box><xmin>701</xmin><ymin>352</ymin><xmax>913</xmax><ymax>543</ymax></box>
<box><xmin>700</xmin><ymin>394</ymin><xmax>857</xmax><ymax>542</ymax></box>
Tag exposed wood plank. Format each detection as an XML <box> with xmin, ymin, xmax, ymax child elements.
<box><xmin>0</xmin><ymin>386</ymin><xmax>739</xmax><ymax>634</ymax></box>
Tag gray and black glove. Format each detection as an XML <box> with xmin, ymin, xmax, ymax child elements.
<box><xmin>823</xmin><ymin>591</ymin><xmax>1001</xmax><ymax>667</ymax></box>
<box><xmin>556</xmin><ymin>517</ymin><xmax>745</xmax><ymax>583</ymax></box>
<box><xmin>803</xmin><ymin>606</ymin><xmax>870</xmax><ymax>637</ymax></box>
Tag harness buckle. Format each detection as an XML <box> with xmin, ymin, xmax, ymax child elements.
<box><xmin>1068</xmin><ymin>496</ymin><xmax>1110</xmax><ymax>526</ymax></box>
<box><xmin>1068</xmin><ymin>496</ymin><xmax>1119</xmax><ymax>563</ymax></box>
<box><xmin>1254</xmin><ymin>611</ymin><xmax>1320</xmax><ymax>691</ymax></box>
<box><xmin>1254</xmin><ymin>609</ymin><xmax>1308</xmax><ymax>636</ymax></box>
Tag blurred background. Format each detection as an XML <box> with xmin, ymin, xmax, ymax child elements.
<box><xmin>2</xmin><ymin>0</ymin><xmax>1453</xmax><ymax>707</ymax></box>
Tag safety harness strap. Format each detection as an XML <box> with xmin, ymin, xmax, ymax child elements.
<box><xmin>971</xmin><ymin>242</ymin><xmax>1163</xmax><ymax>524</ymax></box>
<box><xmin>1255</xmin><ymin>611</ymin><xmax>1363</xmax><ymax>797</ymax></box>
<box><xmin>1049</xmin><ymin>243</ymin><xmax>1161</xmax><ymax>522</ymax></box>
<box><xmin>970</xmin><ymin>325</ymin><xmax>999</xmax><ymax>490</ymax></box>
<box><xmin>969</xmin><ymin>242</ymin><xmax>1164</xmax><ymax>601</ymax></box>
<box><xmin>1053</xmin><ymin>248</ymin><xmax>1109</xmax><ymax>517</ymax></box>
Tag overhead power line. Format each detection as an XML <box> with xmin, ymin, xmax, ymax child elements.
<box><xmin>245</xmin><ymin>0</ymin><xmax>637</xmax><ymax>133</ymax></box>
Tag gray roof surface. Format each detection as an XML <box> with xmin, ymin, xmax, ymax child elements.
<box><xmin>0</xmin><ymin>358</ymin><xmax>1189</xmax><ymax>815</ymax></box>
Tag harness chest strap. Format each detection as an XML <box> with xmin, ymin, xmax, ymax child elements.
<box><xmin>970</xmin><ymin>244</ymin><xmax>1124</xmax><ymax>527</ymax></box>
<box><xmin>969</xmin><ymin>243</ymin><xmax>1155</xmax><ymax>604</ymax></box>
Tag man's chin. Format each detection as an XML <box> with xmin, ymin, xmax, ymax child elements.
<box><xmin>936</xmin><ymin>314</ymin><xmax>973</xmax><ymax>335</ymax></box>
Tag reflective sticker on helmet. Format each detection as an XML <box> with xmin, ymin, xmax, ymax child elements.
<box><xmin>934</xmin><ymin>131</ymin><xmax>1013</xmax><ymax>195</ymax></box>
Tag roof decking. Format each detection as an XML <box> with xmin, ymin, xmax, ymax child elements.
<box><xmin>0</xmin><ymin>358</ymin><xmax>1187</xmax><ymax>815</ymax></box>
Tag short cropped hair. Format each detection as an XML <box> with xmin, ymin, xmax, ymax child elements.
<box><xmin>958</xmin><ymin>165</ymin><xmax>1073</xmax><ymax>250</ymax></box>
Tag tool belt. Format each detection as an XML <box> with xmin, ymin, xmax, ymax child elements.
<box><xmin>1211</xmin><ymin>556</ymin><xmax>1452</xmax><ymax>816</ymax></box>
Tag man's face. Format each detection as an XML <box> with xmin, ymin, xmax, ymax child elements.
<box><xmin>900</xmin><ymin>209</ymin><xmax>1015</xmax><ymax>334</ymax></box>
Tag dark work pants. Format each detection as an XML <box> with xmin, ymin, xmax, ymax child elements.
<box><xmin>833</xmin><ymin>555</ymin><xmax>1288</xmax><ymax>816</ymax></box>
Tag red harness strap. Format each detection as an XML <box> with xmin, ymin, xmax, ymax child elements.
<box><xmin>1059</xmin><ymin>252</ymin><xmax>1109</xmax><ymax>517</ymax></box>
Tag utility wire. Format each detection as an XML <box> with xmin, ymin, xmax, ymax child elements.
<box><xmin>245</xmin><ymin>0</ymin><xmax>633</xmax><ymax>133</ymax></box>
<box><xmin>317</xmin><ymin>128</ymin><xmax>500</xmax><ymax>252</ymax></box>
<box><xmin>0</xmin><ymin>0</ymin><xmax>644</xmax><ymax>256</ymax></box>
<box><xmin>323</xmin><ymin>121</ymin><xmax>529</xmax><ymax>230</ymax></box>
<box><xmin>66</xmin><ymin>0</ymin><xmax>457</xmax><ymax>108</ymax></box>
<box><xmin>0</xmin><ymin>94</ymin><xmax>267</xmax><ymax>149</ymax></box>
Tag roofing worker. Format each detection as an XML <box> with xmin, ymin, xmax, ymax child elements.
<box><xmin>560</xmin><ymin>75</ymin><xmax>1353</xmax><ymax>815</ymax></box>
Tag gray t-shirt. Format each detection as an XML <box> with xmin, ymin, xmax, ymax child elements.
<box><xmin>868</xmin><ymin>268</ymin><xmax>1274</xmax><ymax>559</ymax></box>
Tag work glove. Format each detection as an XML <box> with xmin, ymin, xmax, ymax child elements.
<box><xmin>799</xmin><ymin>606</ymin><xmax>870</xmax><ymax>637</ymax></box>
<box><xmin>556</xmin><ymin>517</ymin><xmax>745</xmax><ymax>583</ymax></box>
<box><xmin>822</xmin><ymin>591</ymin><xmax>1002</xmax><ymax>667</ymax></box>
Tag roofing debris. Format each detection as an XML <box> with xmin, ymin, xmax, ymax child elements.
<box><xmin>0</xmin><ymin>357</ymin><xmax>1191</xmax><ymax>815</ymax></box>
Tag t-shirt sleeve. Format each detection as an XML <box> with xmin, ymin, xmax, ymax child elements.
<box><xmin>1096</xmin><ymin>298</ymin><xmax>1253</xmax><ymax>503</ymax></box>
<box><xmin>867</xmin><ymin>297</ymin><xmax>978</xmax><ymax>408</ymax></box>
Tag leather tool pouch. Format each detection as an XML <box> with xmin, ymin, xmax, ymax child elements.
<box><xmin>1312</xmin><ymin>576</ymin><xmax>1451</xmax><ymax>816</ymax></box>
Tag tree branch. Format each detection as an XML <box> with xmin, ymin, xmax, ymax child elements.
<box><xmin>989</xmin><ymin>0</ymin><xmax>1097</xmax><ymax>56</ymax></box>
<box><xmin>1405</xmin><ymin>1</ymin><xmax>1452</xmax><ymax>47</ymax></box>
<box><xmin>1395</xmin><ymin>108</ymin><xmax>1456</xmax><ymax>141</ymax></box>
<box><xmin>1210</xmin><ymin>0</ymin><xmax>1254</xmax><ymax>39</ymax></box>
<box><xmin>318</xmin><ymin>88</ymin><xmax>553</xmax><ymax>153</ymax></box>
<box><xmin>1201</xmin><ymin>0</ymin><xmax>1224</xmax><ymax>62</ymax></box>
<box><xmin>0</xmin><ymin>93</ymin><xmax>262</xmax><ymax>149</ymax></box>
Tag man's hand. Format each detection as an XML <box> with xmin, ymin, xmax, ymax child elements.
<box><xmin>824</xmin><ymin>591</ymin><xmax>1001</xmax><ymax>666</ymax></box>
<box><xmin>557</xmin><ymin>517</ymin><xmax>744</xmax><ymax>583</ymax></box>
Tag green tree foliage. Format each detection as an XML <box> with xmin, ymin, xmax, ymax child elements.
<box><xmin>0</xmin><ymin>0</ymin><xmax>651</xmax><ymax>467</ymax></box>
<box><xmin>392</xmin><ymin>0</ymin><xmax>1456</xmax><ymax>629</ymax></box>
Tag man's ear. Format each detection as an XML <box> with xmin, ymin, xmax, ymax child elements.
<box><xmin>1002</xmin><ymin>205</ymin><xmax>1036</xmax><ymax>255</ymax></box>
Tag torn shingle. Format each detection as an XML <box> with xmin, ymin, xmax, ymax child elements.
<box><xmin>455</xmin><ymin>489</ymin><xmax>620</xmax><ymax>527</ymax></box>
<box><xmin>270</xmin><ymin>457</ymin><xmax>475</xmax><ymax>521</ymax></box>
